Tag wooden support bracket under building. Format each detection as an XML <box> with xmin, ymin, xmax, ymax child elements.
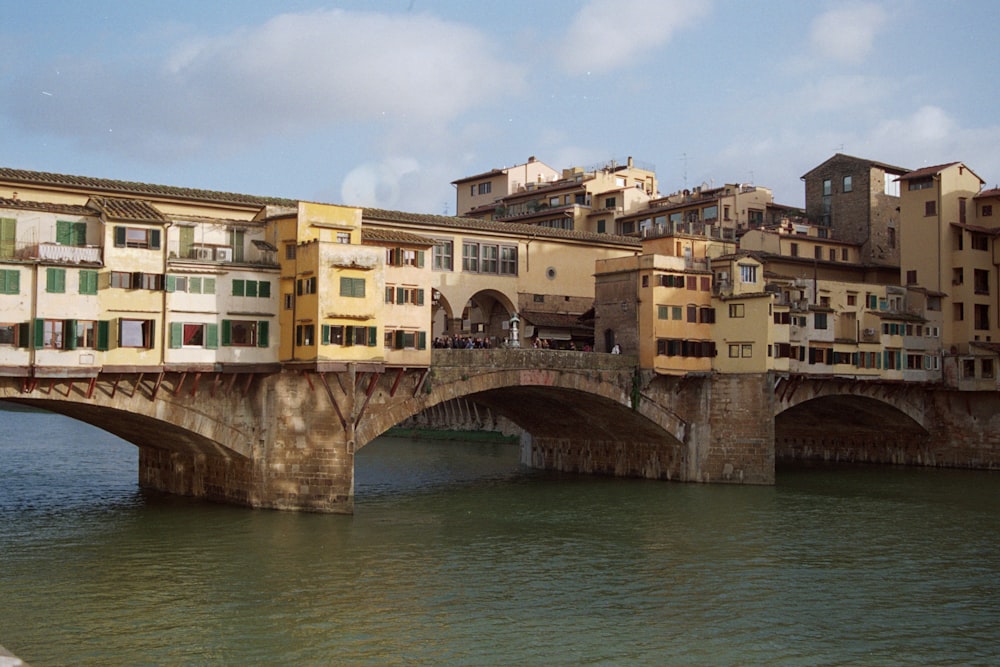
<box><xmin>151</xmin><ymin>372</ymin><xmax>165</xmax><ymax>400</ymax></box>
<box><xmin>173</xmin><ymin>372</ymin><xmax>188</xmax><ymax>397</ymax></box>
<box><xmin>86</xmin><ymin>376</ymin><xmax>97</xmax><ymax>399</ymax></box>
<box><xmin>412</xmin><ymin>368</ymin><xmax>429</xmax><ymax>397</ymax></box>
<box><xmin>318</xmin><ymin>372</ymin><xmax>348</xmax><ymax>430</ymax></box>
<box><xmin>353</xmin><ymin>372</ymin><xmax>382</xmax><ymax>428</ymax></box>
<box><xmin>389</xmin><ymin>368</ymin><xmax>405</xmax><ymax>397</ymax></box>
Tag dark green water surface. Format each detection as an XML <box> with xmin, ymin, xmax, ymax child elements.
<box><xmin>1</xmin><ymin>407</ymin><xmax>998</xmax><ymax>666</ymax></box>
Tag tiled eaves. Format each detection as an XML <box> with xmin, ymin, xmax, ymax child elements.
<box><xmin>362</xmin><ymin>207</ymin><xmax>642</xmax><ymax>248</ymax></box>
<box><xmin>0</xmin><ymin>197</ymin><xmax>94</xmax><ymax>216</ymax></box>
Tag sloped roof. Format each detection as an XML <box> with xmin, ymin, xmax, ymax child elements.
<box><xmin>362</xmin><ymin>227</ymin><xmax>436</xmax><ymax>246</ymax></box>
<box><xmin>0</xmin><ymin>197</ymin><xmax>94</xmax><ymax>216</ymax></box>
<box><xmin>89</xmin><ymin>196</ymin><xmax>167</xmax><ymax>222</ymax></box>
<box><xmin>896</xmin><ymin>162</ymin><xmax>961</xmax><ymax>181</ymax></box>
<box><xmin>800</xmin><ymin>153</ymin><xmax>911</xmax><ymax>179</ymax></box>
<box><xmin>974</xmin><ymin>187</ymin><xmax>1000</xmax><ymax>199</ymax></box>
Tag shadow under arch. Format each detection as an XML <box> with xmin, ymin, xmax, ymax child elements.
<box><xmin>774</xmin><ymin>393</ymin><xmax>930</xmax><ymax>464</ymax></box>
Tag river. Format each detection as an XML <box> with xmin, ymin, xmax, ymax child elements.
<box><xmin>1</xmin><ymin>406</ymin><xmax>998</xmax><ymax>666</ymax></box>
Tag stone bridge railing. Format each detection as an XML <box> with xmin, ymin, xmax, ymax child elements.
<box><xmin>430</xmin><ymin>348</ymin><xmax>638</xmax><ymax>372</ymax></box>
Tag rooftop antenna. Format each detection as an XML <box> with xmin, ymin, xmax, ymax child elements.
<box><xmin>680</xmin><ymin>153</ymin><xmax>689</xmax><ymax>189</ymax></box>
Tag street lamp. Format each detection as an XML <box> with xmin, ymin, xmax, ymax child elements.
<box><xmin>509</xmin><ymin>312</ymin><xmax>520</xmax><ymax>348</ymax></box>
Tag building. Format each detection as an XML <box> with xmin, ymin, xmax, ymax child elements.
<box><xmin>801</xmin><ymin>153</ymin><xmax>910</xmax><ymax>265</ymax></box>
<box><xmin>451</xmin><ymin>156</ymin><xmax>559</xmax><ymax>217</ymax></box>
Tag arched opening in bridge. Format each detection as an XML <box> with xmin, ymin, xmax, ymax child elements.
<box><xmin>459</xmin><ymin>290</ymin><xmax>516</xmax><ymax>346</ymax></box>
<box><xmin>775</xmin><ymin>394</ymin><xmax>929</xmax><ymax>467</ymax></box>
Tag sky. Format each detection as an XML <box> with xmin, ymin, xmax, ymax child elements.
<box><xmin>2</xmin><ymin>0</ymin><xmax>999</xmax><ymax>215</ymax></box>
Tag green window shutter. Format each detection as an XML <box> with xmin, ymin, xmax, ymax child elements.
<box><xmin>396</xmin><ymin>287</ymin><xmax>405</xmax><ymax>304</ymax></box>
<box><xmin>33</xmin><ymin>318</ymin><xmax>44</xmax><ymax>349</ymax></box>
<box><xmin>345</xmin><ymin>325</ymin><xmax>354</xmax><ymax>346</ymax></box>
<box><xmin>17</xmin><ymin>322</ymin><xmax>30</xmax><ymax>348</ymax></box>
<box><xmin>149</xmin><ymin>229</ymin><xmax>161</xmax><ymax>250</ymax></box>
<box><xmin>221</xmin><ymin>320</ymin><xmax>232</xmax><ymax>346</ymax></box>
<box><xmin>417</xmin><ymin>251</ymin><xmax>425</xmax><ymax>268</ymax></box>
<box><xmin>96</xmin><ymin>320</ymin><xmax>110</xmax><ymax>351</ymax></box>
<box><xmin>232</xmin><ymin>279</ymin><xmax>245</xmax><ymax>297</ymax></box>
<box><xmin>79</xmin><ymin>270</ymin><xmax>97</xmax><ymax>295</ymax></box>
<box><xmin>169</xmin><ymin>322</ymin><xmax>183</xmax><ymax>349</ymax></box>
<box><xmin>46</xmin><ymin>268</ymin><xmax>65</xmax><ymax>293</ymax></box>
<box><xmin>73</xmin><ymin>222</ymin><xmax>87</xmax><ymax>245</ymax></box>
<box><xmin>340</xmin><ymin>277</ymin><xmax>350</xmax><ymax>297</ymax></box>
<box><xmin>165</xmin><ymin>275</ymin><xmax>176</xmax><ymax>292</ymax></box>
<box><xmin>418</xmin><ymin>331</ymin><xmax>427</xmax><ymax>350</ymax></box>
<box><xmin>146</xmin><ymin>320</ymin><xmax>155</xmax><ymax>349</ymax></box>
<box><xmin>368</xmin><ymin>326</ymin><xmax>377</xmax><ymax>347</ymax></box>
<box><xmin>114</xmin><ymin>226</ymin><xmax>126</xmax><ymax>247</ymax></box>
<box><xmin>245</xmin><ymin>280</ymin><xmax>258</xmax><ymax>298</ymax></box>
<box><xmin>56</xmin><ymin>220</ymin><xmax>72</xmax><ymax>245</ymax></box>
<box><xmin>204</xmin><ymin>278</ymin><xmax>216</xmax><ymax>294</ymax></box>
<box><xmin>258</xmin><ymin>321</ymin><xmax>269</xmax><ymax>348</ymax></box>
<box><xmin>205</xmin><ymin>323</ymin><xmax>219</xmax><ymax>349</ymax></box>
<box><xmin>0</xmin><ymin>218</ymin><xmax>15</xmax><ymax>258</ymax></box>
<box><xmin>0</xmin><ymin>269</ymin><xmax>17</xmax><ymax>294</ymax></box>
<box><xmin>259</xmin><ymin>281</ymin><xmax>270</xmax><ymax>298</ymax></box>
<box><xmin>417</xmin><ymin>289</ymin><xmax>425</xmax><ymax>306</ymax></box>
<box><xmin>356</xmin><ymin>279</ymin><xmax>365</xmax><ymax>298</ymax></box>
<box><xmin>321</xmin><ymin>324</ymin><xmax>330</xmax><ymax>345</ymax></box>
<box><xmin>189</xmin><ymin>277</ymin><xmax>202</xmax><ymax>294</ymax></box>
<box><xmin>64</xmin><ymin>320</ymin><xmax>78</xmax><ymax>350</ymax></box>
<box><xmin>394</xmin><ymin>330</ymin><xmax>403</xmax><ymax>349</ymax></box>
<box><xmin>178</xmin><ymin>226</ymin><xmax>194</xmax><ymax>258</ymax></box>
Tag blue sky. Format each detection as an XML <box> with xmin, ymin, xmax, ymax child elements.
<box><xmin>3</xmin><ymin>0</ymin><xmax>999</xmax><ymax>214</ymax></box>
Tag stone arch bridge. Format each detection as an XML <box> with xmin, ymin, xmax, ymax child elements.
<box><xmin>2</xmin><ymin>351</ymin><xmax>998</xmax><ymax>512</ymax></box>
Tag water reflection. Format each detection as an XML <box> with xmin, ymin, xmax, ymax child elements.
<box><xmin>1</xmin><ymin>408</ymin><xmax>999</xmax><ymax>666</ymax></box>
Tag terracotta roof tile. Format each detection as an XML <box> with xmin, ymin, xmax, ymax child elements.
<box><xmin>897</xmin><ymin>162</ymin><xmax>960</xmax><ymax>181</ymax></box>
<box><xmin>89</xmin><ymin>196</ymin><xmax>167</xmax><ymax>222</ymax></box>
<box><xmin>362</xmin><ymin>228</ymin><xmax>436</xmax><ymax>246</ymax></box>
<box><xmin>0</xmin><ymin>198</ymin><xmax>94</xmax><ymax>216</ymax></box>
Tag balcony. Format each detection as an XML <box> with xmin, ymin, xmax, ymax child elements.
<box><xmin>1</xmin><ymin>242</ymin><xmax>102</xmax><ymax>265</ymax></box>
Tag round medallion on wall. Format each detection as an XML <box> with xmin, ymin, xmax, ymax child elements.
<box><xmin>546</xmin><ymin>267</ymin><xmax>557</xmax><ymax>280</ymax></box>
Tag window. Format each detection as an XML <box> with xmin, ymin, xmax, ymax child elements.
<box><xmin>46</xmin><ymin>267</ymin><xmax>66</xmax><ymax>293</ymax></box>
<box><xmin>322</xmin><ymin>324</ymin><xmax>377</xmax><ymax>347</ymax></box>
<box><xmin>385</xmin><ymin>329</ymin><xmax>427</xmax><ymax>350</ymax></box>
<box><xmin>790</xmin><ymin>243</ymin><xmax>799</xmax><ymax>257</ymax></box>
<box><xmin>742</xmin><ymin>344</ymin><xmax>753</xmax><ymax>358</ymax></box>
<box><xmin>657</xmin><ymin>306</ymin><xmax>669</xmax><ymax>320</ymax></box>
<box><xmin>386</xmin><ymin>248</ymin><xmax>425</xmax><ymax>267</ymax></box>
<box><xmin>847</xmin><ymin>293</ymin><xmax>857</xmax><ymax>306</ymax></box>
<box><xmin>221</xmin><ymin>320</ymin><xmax>268</xmax><ymax>347</ymax></box>
<box><xmin>0</xmin><ymin>269</ymin><xmax>19</xmax><ymax>294</ymax></box>
<box><xmin>0</xmin><ymin>323</ymin><xmax>26</xmax><ymax>346</ymax></box>
<box><xmin>283</xmin><ymin>293</ymin><xmax>293</xmax><ymax>310</ymax></box>
<box><xmin>686</xmin><ymin>276</ymin><xmax>697</xmax><ymax>290</ymax></box>
<box><xmin>975</xmin><ymin>269</ymin><xmax>990</xmax><ymax>295</ymax></box>
<box><xmin>908</xmin><ymin>178</ymin><xmax>933</xmax><ymax>191</ymax></box>
<box><xmin>339</xmin><ymin>277</ymin><xmax>366</xmax><ymax>298</ymax></box>
<box><xmin>984</xmin><ymin>204</ymin><xmax>994</xmax><ymax>217</ymax></box>
<box><xmin>168</xmin><ymin>322</ymin><xmax>218</xmax><ymax>349</ymax></box>
<box><xmin>954</xmin><ymin>302</ymin><xmax>964</xmax><ymax>321</ymax></box>
<box><xmin>56</xmin><ymin>220</ymin><xmax>87</xmax><ymax>246</ymax></box>
<box><xmin>433</xmin><ymin>240</ymin><xmax>453</xmax><ymax>271</ymax></box>
<box><xmin>925</xmin><ymin>200</ymin><xmax>936</xmax><ymax>216</ymax></box>
<box><xmin>822</xmin><ymin>179</ymin><xmax>832</xmax><ymax>196</ymax></box>
<box><xmin>729</xmin><ymin>303</ymin><xmax>745</xmax><ymax>318</ymax></box>
<box><xmin>703</xmin><ymin>205</ymin><xmax>718</xmax><ymax>221</ymax></box>
<box><xmin>296</xmin><ymin>324</ymin><xmax>315</xmax><ymax>346</ymax></box>
<box><xmin>42</xmin><ymin>319</ymin><xmax>65</xmax><ymax>349</ymax></box>
<box><xmin>74</xmin><ymin>320</ymin><xmax>96</xmax><ymax>349</ymax></box>
<box><xmin>974</xmin><ymin>304</ymin><xmax>990</xmax><ymax>330</ymax></box>
<box><xmin>604</xmin><ymin>197</ymin><xmax>617</xmax><ymax>209</ymax></box>
<box><xmin>814</xmin><ymin>313</ymin><xmax>828</xmax><ymax>329</ymax></box>
<box><xmin>120</xmin><ymin>319</ymin><xmax>156</xmax><ymax>348</ymax></box>
<box><xmin>814</xmin><ymin>246</ymin><xmax>823</xmax><ymax>259</ymax></box>
<box><xmin>972</xmin><ymin>234</ymin><xmax>989</xmax><ymax>251</ymax></box>
<box><xmin>729</xmin><ymin>344</ymin><xmax>740</xmax><ymax>358</ymax></box>
<box><xmin>114</xmin><ymin>226</ymin><xmax>161</xmax><ymax>249</ymax></box>
<box><xmin>829</xmin><ymin>249</ymin><xmax>836</xmax><ymax>262</ymax></box>
<box><xmin>285</xmin><ymin>244</ymin><xmax>297</xmax><ymax>260</ymax></box>
<box><xmin>671</xmin><ymin>306</ymin><xmax>682</xmax><ymax>320</ymax></box>
<box><xmin>232</xmin><ymin>279</ymin><xmax>271</xmax><ymax>298</ymax></box>
<box><xmin>297</xmin><ymin>276</ymin><xmax>317</xmax><ymax>295</ymax></box>
<box><xmin>885</xmin><ymin>176</ymin><xmax>901</xmax><ymax>196</ymax></box>
<box><xmin>385</xmin><ymin>285</ymin><xmax>425</xmax><ymax>305</ymax></box>
<box><xmin>906</xmin><ymin>270</ymin><xmax>917</xmax><ymax>285</ymax></box>
<box><xmin>700</xmin><ymin>307</ymin><xmax>715</xmax><ymax>323</ymax></box>
<box><xmin>888</xmin><ymin>227</ymin><xmax>896</xmax><ymax>248</ymax></box>
<box><xmin>500</xmin><ymin>246</ymin><xmax>517</xmax><ymax>275</ymax></box>
<box><xmin>597</xmin><ymin>220</ymin><xmax>606</xmax><ymax>234</ymax></box>
<box><xmin>481</xmin><ymin>244</ymin><xmax>499</xmax><ymax>273</ymax></box>
<box><xmin>983</xmin><ymin>359</ymin><xmax>995</xmax><ymax>379</ymax></box>
<box><xmin>738</xmin><ymin>264</ymin><xmax>757</xmax><ymax>283</ymax></box>
<box><xmin>462</xmin><ymin>242</ymin><xmax>479</xmax><ymax>272</ymax></box>
<box><xmin>686</xmin><ymin>305</ymin><xmax>697</xmax><ymax>323</ymax></box>
<box><xmin>79</xmin><ymin>270</ymin><xmax>98</xmax><ymax>295</ymax></box>
<box><xmin>111</xmin><ymin>271</ymin><xmax>132</xmax><ymax>289</ymax></box>
<box><xmin>336</xmin><ymin>232</ymin><xmax>351</xmax><ymax>244</ymax></box>
<box><xmin>843</xmin><ymin>175</ymin><xmax>852</xmax><ymax>193</ymax></box>
<box><xmin>477</xmin><ymin>182</ymin><xmax>492</xmax><ymax>195</ymax></box>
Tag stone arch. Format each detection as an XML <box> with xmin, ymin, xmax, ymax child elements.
<box><xmin>355</xmin><ymin>365</ymin><xmax>688</xmax><ymax>452</ymax></box>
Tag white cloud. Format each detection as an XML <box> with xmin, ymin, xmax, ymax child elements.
<box><xmin>1</xmin><ymin>9</ymin><xmax>525</xmax><ymax>161</ymax></box>
<box><xmin>557</xmin><ymin>0</ymin><xmax>711</xmax><ymax>75</ymax></box>
<box><xmin>809</xmin><ymin>2</ymin><xmax>889</xmax><ymax>65</ymax></box>
<box><xmin>790</xmin><ymin>74</ymin><xmax>893</xmax><ymax>114</ymax></box>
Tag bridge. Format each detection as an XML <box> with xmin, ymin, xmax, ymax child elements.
<box><xmin>2</xmin><ymin>351</ymin><xmax>999</xmax><ymax>512</ymax></box>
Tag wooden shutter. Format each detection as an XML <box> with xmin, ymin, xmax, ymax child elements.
<box><xmin>33</xmin><ymin>319</ymin><xmax>44</xmax><ymax>349</ymax></box>
<box><xmin>368</xmin><ymin>326</ymin><xmax>377</xmax><ymax>347</ymax></box>
<box><xmin>165</xmin><ymin>275</ymin><xmax>176</xmax><ymax>292</ymax></box>
<box><xmin>149</xmin><ymin>229</ymin><xmax>161</xmax><ymax>250</ymax></box>
<box><xmin>205</xmin><ymin>323</ymin><xmax>219</xmax><ymax>350</ymax></box>
<box><xmin>0</xmin><ymin>218</ymin><xmax>15</xmax><ymax>258</ymax></box>
<box><xmin>64</xmin><ymin>320</ymin><xmax>78</xmax><ymax>350</ymax></box>
<box><xmin>257</xmin><ymin>321</ymin><xmax>269</xmax><ymax>348</ymax></box>
<box><xmin>169</xmin><ymin>322</ymin><xmax>183</xmax><ymax>349</ymax></box>
<box><xmin>259</xmin><ymin>281</ymin><xmax>270</xmax><ymax>298</ymax></box>
<box><xmin>221</xmin><ymin>320</ymin><xmax>232</xmax><ymax>346</ymax></box>
<box><xmin>114</xmin><ymin>226</ymin><xmax>126</xmax><ymax>247</ymax></box>
<box><xmin>232</xmin><ymin>279</ymin><xmax>245</xmax><ymax>297</ymax></box>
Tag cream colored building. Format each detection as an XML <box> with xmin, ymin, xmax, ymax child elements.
<box><xmin>452</xmin><ymin>156</ymin><xmax>559</xmax><ymax>217</ymax></box>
